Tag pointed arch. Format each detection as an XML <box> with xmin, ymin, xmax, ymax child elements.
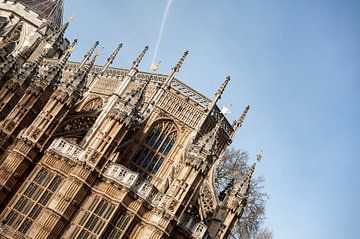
<box><xmin>82</xmin><ymin>97</ymin><xmax>104</xmax><ymax>111</ymax></box>
<box><xmin>131</xmin><ymin>120</ymin><xmax>178</xmax><ymax>180</ymax></box>
<box><xmin>2</xmin><ymin>22</ymin><xmax>24</xmax><ymax>56</ymax></box>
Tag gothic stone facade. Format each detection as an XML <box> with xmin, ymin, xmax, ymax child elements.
<box><xmin>0</xmin><ymin>1</ymin><xmax>255</xmax><ymax>238</ymax></box>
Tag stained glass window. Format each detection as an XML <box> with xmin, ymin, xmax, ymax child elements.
<box><xmin>132</xmin><ymin>121</ymin><xmax>177</xmax><ymax>179</ymax></box>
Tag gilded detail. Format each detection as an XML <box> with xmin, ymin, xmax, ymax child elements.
<box><xmin>0</xmin><ymin>1</ymin><xmax>253</xmax><ymax>239</ymax></box>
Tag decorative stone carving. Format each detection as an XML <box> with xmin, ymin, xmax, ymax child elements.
<box><xmin>104</xmin><ymin>163</ymin><xmax>171</xmax><ymax>208</ymax></box>
<box><xmin>200</xmin><ymin>181</ymin><xmax>218</xmax><ymax>220</ymax></box>
<box><xmin>158</xmin><ymin>91</ymin><xmax>203</xmax><ymax>128</ymax></box>
<box><xmin>4</xmin><ymin>78</ymin><xmax>20</xmax><ymax>92</ymax></box>
<box><xmin>82</xmin><ymin>97</ymin><xmax>103</xmax><ymax>111</ymax></box>
<box><xmin>55</xmin><ymin>115</ymin><xmax>97</xmax><ymax>138</ymax></box>
<box><xmin>48</xmin><ymin>137</ymin><xmax>84</xmax><ymax>162</ymax></box>
<box><xmin>179</xmin><ymin>212</ymin><xmax>208</xmax><ymax>239</ymax></box>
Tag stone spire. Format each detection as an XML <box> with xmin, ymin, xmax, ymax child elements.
<box><xmin>78</xmin><ymin>41</ymin><xmax>99</xmax><ymax>69</ymax></box>
<box><xmin>232</xmin><ymin>163</ymin><xmax>256</xmax><ymax>197</ymax></box>
<box><xmin>111</xmin><ymin>79</ymin><xmax>150</xmax><ymax>127</ymax></box>
<box><xmin>70</xmin><ymin>50</ymin><xmax>99</xmax><ymax>91</ymax></box>
<box><xmin>173</xmin><ymin>50</ymin><xmax>189</xmax><ymax>72</ymax></box>
<box><xmin>219</xmin><ymin>179</ymin><xmax>234</xmax><ymax>201</ymax></box>
<box><xmin>113</xmin><ymin>74</ymin><xmax>152</xmax><ymax>125</ymax></box>
<box><xmin>112</xmin><ymin>45</ymin><xmax>150</xmax><ymax>96</ymax></box>
<box><xmin>18</xmin><ymin>47</ymin><xmax>48</xmax><ymax>81</ymax></box>
<box><xmin>130</xmin><ymin>75</ymin><xmax>151</xmax><ymax>111</ymax></box>
<box><xmin>207</xmin><ymin>75</ymin><xmax>231</xmax><ymax>112</ymax></box>
<box><xmin>209</xmin><ymin>161</ymin><xmax>257</xmax><ymax>239</ymax></box>
<box><xmin>163</xmin><ymin>50</ymin><xmax>189</xmax><ymax>87</ymax></box>
<box><xmin>87</xmin><ymin>43</ymin><xmax>122</xmax><ymax>90</ymax></box>
<box><xmin>195</xmin><ymin>116</ymin><xmax>224</xmax><ymax>156</ymax></box>
<box><xmin>192</xmin><ymin>76</ymin><xmax>230</xmax><ymax>140</ymax></box>
<box><xmin>143</xmin><ymin>50</ymin><xmax>189</xmax><ymax>117</ymax></box>
<box><xmin>56</xmin><ymin>45</ymin><xmax>98</xmax><ymax>107</ymax></box>
<box><xmin>132</xmin><ymin>45</ymin><xmax>149</xmax><ymax>68</ymax></box>
<box><xmin>59</xmin><ymin>39</ymin><xmax>78</xmax><ymax>62</ymax></box>
<box><xmin>20</xmin><ymin>21</ymin><xmax>69</xmax><ymax>64</ymax></box>
<box><xmin>44</xmin><ymin>39</ymin><xmax>77</xmax><ymax>84</ymax></box>
<box><xmin>14</xmin><ymin>22</ymin><xmax>69</xmax><ymax>79</ymax></box>
<box><xmin>45</xmin><ymin>21</ymin><xmax>69</xmax><ymax>47</ymax></box>
<box><xmin>2</xmin><ymin>22</ymin><xmax>76</xmax><ymax>90</ymax></box>
<box><xmin>103</xmin><ymin>43</ymin><xmax>123</xmax><ymax>70</ymax></box>
<box><xmin>230</xmin><ymin>105</ymin><xmax>250</xmax><ymax>139</ymax></box>
<box><xmin>79</xmin><ymin>46</ymin><xmax>150</xmax><ymax>146</ymax></box>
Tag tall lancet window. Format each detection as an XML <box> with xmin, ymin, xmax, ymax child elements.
<box><xmin>131</xmin><ymin>121</ymin><xmax>177</xmax><ymax>179</ymax></box>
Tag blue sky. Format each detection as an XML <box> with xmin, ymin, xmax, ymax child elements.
<box><xmin>63</xmin><ymin>0</ymin><xmax>360</xmax><ymax>238</ymax></box>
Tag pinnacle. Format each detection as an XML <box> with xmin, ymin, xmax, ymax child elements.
<box><xmin>172</xmin><ymin>50</ymin><xmax>189</xmax><ymax>72</ymax></box>
<box><xmin>230</xmin><ymin>105</ymin><xmax>250</xmax><ymax>139</ymax></box>
<box><xmin>132</xmin><ymin>45</ymin><xmax>149</xmax><ymax>68</ymax></box>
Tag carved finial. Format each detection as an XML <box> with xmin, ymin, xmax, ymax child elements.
<box><xmin>172</xmin><ymin>50</ymin><xmax>189</xmax><ymax>72</ymax></box>
<box><xmin>256</xmin><ymin>150</ymin><xmax>263</xmax><ymax>162</ymax></box>
<box><xmin>79</xmin><ymin>41</ymin><xmax>99</xmax><ymax>69</ymax></box>
<box><xmin>61</xmin><ymin>21</ymin><xmax>70</xmax><ymax>30</ymax></box>
<box><xmin>86</xmin><ymin>43</ymin><xmax>119</xmax><ymax>90</ymax></box>
<box><xmin>59</xmin><ymin>38</ymin><xmax>78</xmax><ymax>63</ymax></box>
<box><xmin>163</xmin><ymin>50</ymin><xmax>189</xmax><ymax>87</ymax></box>
<box><xmin>150</xmin><ymin>61</ymin><xmax>161</xmax><ymax>72</ymax></box>
<box><xmin>207</xmin><ymin>75</ymin><xmax>231</xmax><ymax>112</ymax></box>
<box><xmin>217</xmin><ymin>76</ymin><xmax>230</xmax><ymax>99</ymax></box>
<box><xmin>19</xmin><ymin>40</ymin><xmax>53</xmax><ymax>79</ymax></box>
<box><xmin>230</xmin><ymin>105</ymin><xmax>250</xmax><ymax>139</ymax></box>
<box><xmin>232</xmin><ymin>162</ymin><xmax>257</xmax><ymax>198</ymax></box>
<box><xmin>67</xmin><ymin>15</ymin><xmax>75</xmax><ymax>22</ymax></box>
<box><xmin>85</xmin><ymin>41</ymin><xmax>100</xmax><ymax>60</ymax></box>
<box><xmin>70</xmin><ymin>49</ymin><xmax>99</xmax><ymax>91</ymax></box>
<box><xmin>133</xmin><ymin>45</ymin><xmax>149</xmax><ymax>68</ymax></box>
<box><xmin>107</xmin><ymin>43</ymin><xmax>123</xmax><ymax>65</ymax></box>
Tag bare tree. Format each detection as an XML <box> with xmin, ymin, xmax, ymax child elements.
<box><xmin>214</xmin><ymin>148</ymin><xmax>271</xmax><ymax>239</ymax></box>
<box><xmin>255</xmin><ymin>228</ymin><xmax>273</xmax><ymax>239</ymax></box>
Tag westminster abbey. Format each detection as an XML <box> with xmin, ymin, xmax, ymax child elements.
<box><xmin>0</xmin><ymin>1</ymin><xmax>257</xmax><ymax>238</ymax></box>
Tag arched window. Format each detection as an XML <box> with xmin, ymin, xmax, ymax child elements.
<box><xmin>0</xmin><ymin>17</ymin><xmax>8</xmax><ymax>33</ymax></box>
<box><xmin>1</xmin><ymin>22</ymin><xmax>23</xmax><ymax>57</ymax></box>
<box><xmin>82</xmin><ymin>97</ymin><xmax>103</xmax><ymax>111</ymax></box>
<box><xmin>131</xmin><ymin>121</ymin><xmax>177</xmax><ymax>179</ymax></box>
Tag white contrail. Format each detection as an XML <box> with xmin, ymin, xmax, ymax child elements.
<box><xmin>152</xmin><ymin>0</ymin><xmax>173</xmax><ymax>65</ymax></box>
